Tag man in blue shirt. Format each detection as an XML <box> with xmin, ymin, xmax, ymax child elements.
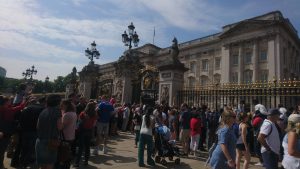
<box><xmin>94</xmin><ymin>95</ymin><xmax>114</xmax><ymax>155</ymax></box>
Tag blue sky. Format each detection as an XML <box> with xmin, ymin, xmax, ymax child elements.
<box><xmin>0</xmin><ymin>0</ymin><xmax>299</xmax><ymax>81</ymax></box>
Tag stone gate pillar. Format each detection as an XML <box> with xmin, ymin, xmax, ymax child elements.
<box><xmin>78</xmin><ymin>64</ymin><xmax>99</xmax><ymax>99</ymax></box>
<box><xmin>113</xmin><ymin>50</ymin><xmax>144</xmax><ymax>104</ymax></box>
<box><xmin>158</xmin><ymin>65</ymin><xmax>187</xmax><ymax>106</ymax></box>
<box><xmin>158</xmin><ymin>37</ymin><xmax>188</xmax><ymax>106</ymax></box>
<box><xmin>122</xmin><ymin>70</ymin><xmax>133</xmax><ymax>104</ymax></box>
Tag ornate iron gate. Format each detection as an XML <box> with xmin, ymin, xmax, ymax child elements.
<box><xmin>177</xmin><ymin>78</ymin><xmax>300</xmax><ymax>110</ymax></box>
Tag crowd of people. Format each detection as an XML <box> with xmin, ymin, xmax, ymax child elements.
<box><xmin>1</xmin><ymin>86</ymin><xmax>300</xmax><ymax>169</ymax></box>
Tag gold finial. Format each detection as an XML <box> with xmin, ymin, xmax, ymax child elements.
<box><xmin>288</xmin><ymin>78</ymin><xmax>292</xmax><ymax>87</ymax></box>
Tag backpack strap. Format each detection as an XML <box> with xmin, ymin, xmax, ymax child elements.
<box><xmin>263</xmin><ymin>121</ymin><xmax>273</xmax><ymax>137</ymax></box>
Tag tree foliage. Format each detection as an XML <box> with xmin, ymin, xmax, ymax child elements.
<box><xmin>0</xmin><ymin>73</ymin><xmax>78</xmax><ymax>95</ymax></box>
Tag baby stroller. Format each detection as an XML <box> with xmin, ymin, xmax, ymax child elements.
<box><xmin>153</xmin><ymin>125</ymin><xmax>180</xmax><ymax>165</ymax></box>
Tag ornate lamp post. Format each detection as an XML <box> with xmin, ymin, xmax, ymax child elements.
<box><xmin>44</xmin><ymin>76</ymin><xmax>49</xmax><ymax>93</ymax></box>
<box><xmin>28</xmin><ymin>65</ymin><xmax>37</xmax><ymax>81</ymax></box>
<box><xmin>122</xmin><ymin>22</ymin><xmax>140</xmax><ymax>49</ymax></box>
<box><xmin>22</xmin><ymin>69</ymin><xmax>30</xmax><ymax>80</ymax></box>
<box><xmin>85</xmin><ymin>41</ymin><xmax>100</xmax><ymax>64</ymax></box>
<box><xmin>22</xmin><ymin>65</ymin><xmax>37</xmax><ymax>81</ymax></box>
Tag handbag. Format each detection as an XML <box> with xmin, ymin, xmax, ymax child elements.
<box><xmin>48</xmin><ymin>139</ymin><xmax>60</xmax><ymax>150</ymax></box>
<box><xmin>57</xmin><ymin>131</ymin><xmax>71</xmax><ymax>163</ymax></box>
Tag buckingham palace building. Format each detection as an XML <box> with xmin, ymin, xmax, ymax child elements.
<box><xmin>77</xmin><ymin>11</ymin><xmax>300</xmax><ymax>108</ymax></box>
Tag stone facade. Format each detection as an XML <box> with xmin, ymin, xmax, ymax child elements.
<box><xmin>80</xmin><ymin>11</ymin><xmax>300</xmax><ymax>105</ymax></box>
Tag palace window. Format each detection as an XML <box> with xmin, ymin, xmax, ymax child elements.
<box><xmin>260</xmin><ymin>70</ymin><xmax>269</xmax><ymax>81</ymax></box>
<box><xmin>200</xmin><ymin>76</ymin><xmax>209</xmax><ymax>86</ymax></box>
<box><xmin>244</xmin><ymin>51</ymin><xmax>252</xmax><ymax>64</ymax></box>
<box><xmin>259</xmin><ymin>50</ymin><xmax>267</xmax><ymax>61</ymax></box>
<box><xmin>188</xmin><ymin>77</ymin><xmax>196</xmax><ymax>88</ymax></box>
<box><xmin>232</xmin><ymin>54</ymin><xmax>239</xmax><ymax>65</ymax></box>
<box><xmin>214</xmin><ymin>74</ymin><xmax>221</xmax><ymax>84</ymax></box>
<box><xmin>190</xmin><ymin>62</ymin><xmax>196</xmax><ymax>73</ymax></box>
<box><xmin>231</xmin><ymin>72</ymin><xmax>238</xmax><ymax>83</ymax></box>
<box><xmin>244</xmin><ymin>70</ymin><xmax>253</xmax><ymax>83</ymax></box>
<box><xmin>215</xmin><ymin>58</ymin><xmax>221</xmax><ymax>70</ymax></box>
<box><xmin>202</xmin><ymin>59</ymin><xmax>209</xmax><ymax>72</ymax></box>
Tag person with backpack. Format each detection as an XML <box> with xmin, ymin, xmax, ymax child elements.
<box><xmin>209</xmin><ymin>107</ymin><xmax>237</xmax><ymax>169</ymax></box>
<box><xmin>236</xmin><ymin>112</ymin><xmax>251</xmax><ymax>169</ymax></box>
<box><xmin>257</xmin><ymin>108</ymin><xmax>281</xmax><ymax>169</ymax></box>
<box><xmin>74</xmin><ymin>101</ymin><xmax>97</xmax><ymax>167</ymax></box>
<box><xmin>252</xmin><ymin>104</ymin><xmax>267</xmax><ymax>166</ymax></box>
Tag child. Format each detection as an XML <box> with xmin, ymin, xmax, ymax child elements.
<box><xmin>132</xmin><ymin>107</ymin><xmax>142</xmax><ymax>148</ymax></box>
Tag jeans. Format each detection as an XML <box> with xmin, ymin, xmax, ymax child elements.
<box><xmin>19</xmin><ymin>132</ymin><xmax>37</xmax><ymax>167</ymax></box>
<box><xmin>138</xmin><ymin>134</ymin><xmax>154</xmax><ymax>165</ymax></box>
<box><xmin>262</xmin><ymin>150</ymin><xmax>279</xmax><ymax>169</ymax></box>
<box><xmin>0</xmin><ymin>137</ymin><xmax>10</xmax><ymax>168</ymax></box>
<box><xmin>76</xmin><ymin>129</ymin><xmax>93</xmax><ymax>165</ymax></box>
<box><xmin>135</xmin><ymin>130</ymin><xmax>140</xmax><ymax>145</ymax></box>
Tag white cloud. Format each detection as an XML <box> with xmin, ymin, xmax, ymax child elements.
<box><xmin>70</xmin><ymin>0</ymin><xmax>86</xmax><ymax>6</ymax></box>
<box><xmin>0</xmin><ymin>0</ymin><xmax>299</xmax><ymax>81</ymax></box>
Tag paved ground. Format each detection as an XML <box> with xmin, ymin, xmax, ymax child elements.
<box><xmin>4</xmin><ymin>132</ymin><xmax>265</xmax><ymax>169</ymax></box>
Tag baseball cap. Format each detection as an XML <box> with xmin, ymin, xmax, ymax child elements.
<box><xmin>267</xmin><ymin>108</ymin><xmax>281</xmax><ymax>116</ymax></box>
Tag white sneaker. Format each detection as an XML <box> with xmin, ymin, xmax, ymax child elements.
<box><xmin>92</xmin><ymin>149</ymin><xmax>98</xmax><ymax>155</ymax></box>
<box><xmin>254</xmin><ymin>162</ymin><xmax>263</xmax><ymax>166</ymax></box>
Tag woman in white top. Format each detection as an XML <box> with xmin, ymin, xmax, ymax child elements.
<box><xmin>235</xmin><ymin>112</ymin><xmax>250</xmax><ymax>169</ymax></box>
<box><xmin>138</xmin><ymin>107</ymin><xmax>155</xmax><ymax>167</ymax></box>
<box><xmin>282</xmin><ymin>114</ymin><xmax>300</xmax><ymax>169</ymax></box>
<box><xmin>60</xmin><ymin>99</ymin><xmax>77</xmax><ymax>169</ymax></box>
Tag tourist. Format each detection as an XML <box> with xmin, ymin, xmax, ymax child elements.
<box><xmin>74</xmin><ymin>101</ymin><xmax>97</xmax><ymax>167</ymax></box>
<box><xmin>190</xmin><ymin>111</ymin><xmax>201</xmax><ymax>157</ymax></box>
<box><xmin>76</xmin><ymin>96</ymin><xmax>87</xmax><ymax>115</ymax></box>
<box><xmin>168</xmin><ymin>109</ymin><xmax>178</xmax><ymax>140</ymax></box>
<box><xmin>60</xmin><ymin>99</ymin><xmax>77</xmax><ymax>169</ymax></box>
<box><xmin>0</xmin><ymin>95</ymin><xmax>26</xmax><ymax>169</ymax></box>
<box><xmin>257</xmin><ymin>108</ymin><xmax>281</xmax><ymax>169</ymax></box>
<box><xmin>199</xmin><ymin>105</ymin><xmax>208</xmax><ymax>151</ymax></box>
<box><xmin>236</xmin><ymin>112</ymin><xmax>251</xmax><ymax>169</ymax></box>
<box><xmin>132</xmin><ymin>107</ymin><xmax>142</xmax><ymax>148</ymax></box>
<box><xmin>210</xmin><ymin>108</ymin><xmax>236</xmax><ymax>169</ymax></box>
<box><xmin>252</xmin><ymin>104</ymin><xmax>268</xmax><ymax>166</ymax></box>
<box><xmin>282</xmin><ymin>114</ymin><xmax>300</xmax><ymax>169</ymax></box>
<box><xmin>179</xmin><ymin>103</ymin><xmax>191</xmax><ymax>156</ymax></box>
<box><xmin>207</xmin><ymin>109</ymin><xmax>221</xmax><ymax>149</ymax></box>
<box><xmin>121</xmin><ymin>103</ymin><xmax>130</xmax><ymax>132</ymax></box>
<box><xmin>35</xmin><ymin>94</ymin><xmax>63</xmax><ymax>169</ymax></box>
<box><xmin>138</xmin><ymin>107</ymin><xmax>155</xmax><ymax>167</ymax></box>
<box><xmin>94</xmin><ymin>95</ymin><xmax>114</xmax><ymax>155</ymax></box>
<box><xmin>18</xmin><ymin>97</ymin><xmax>46</xmax><ymax>168</ymax></box>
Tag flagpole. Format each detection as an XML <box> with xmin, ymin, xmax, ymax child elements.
<box><xmin>153</xmin><ymin>27</ymin><xmax>155</xmax><ymax>45</ymax></box>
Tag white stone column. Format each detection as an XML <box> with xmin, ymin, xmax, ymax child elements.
<box><xmin>221</xmin><ymin>45</ymin><xmax>230</xmax><ymax>83</ymax></box>
<box><xmin>253</xmin><ymin>40</ymin><xmax>258</xmax><ymax>81</ymax></box>
<box><xmin>275</xmin><ymin>34</ymin><xmax>281</xmax><ymax>79</ymax></box>
<box><xmin>268</xmin><ymin>38</ymin><xmax>276</xmax><ymax>78</ymax></box>
<box><xmin>121</xmin><ymin>75</ymin><xmax>132</xmax><ymax>104</ymax></box>
<box><xmin>238</xmin><ymin>45</ymin><xmax>243</xmax><ymax>83</ymax></box>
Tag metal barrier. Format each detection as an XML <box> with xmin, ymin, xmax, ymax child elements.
<box><xmin>176</xmin><ymin>78</ymin><xmax>300</xmax><ymax>110</ymax></box>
